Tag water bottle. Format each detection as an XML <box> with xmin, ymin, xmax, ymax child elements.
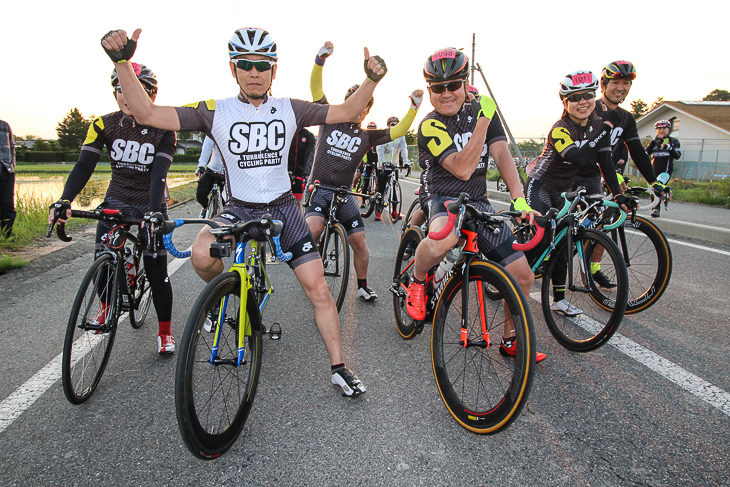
<box><xmin>433</xmin><ymin>248</ymin><xmax>459</xmax><ymax>285</ymax></box>
<box><xmin>580</xmin><ymin>215</ymin><xmax>595</xmax><ymax>228</ymax></box>
<box><xmin>124</xmin><ymin>247</ymin><xmax>136</xmax><ymax>288</ymax></box>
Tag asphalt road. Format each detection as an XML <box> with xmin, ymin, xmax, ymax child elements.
<box><xmin>0</xmin><ymin>179</ymin><xmax>728</xmax><ymax>486</ymax></box>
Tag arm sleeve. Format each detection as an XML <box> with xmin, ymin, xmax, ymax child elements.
<box><xmin>626</xmin><ymin>138</ymin><xmax>657</xmax><ymax>182</ymax></box>
<box><xmin>148</xmin><ymin>131</ymin><xmax>176</xmax><ymax>212</ymax></box>
<box><xmin>60</xmin><ymin>118</ymin><xmax>105</xmax><ymax>202</ymax></box>
<box><xmin>559</xmin><ymin>123</ymin><xmax>613</xmax><ymax>167</ymax></box>
<box><xmin>670</xmin><ymin>138</ymin><xmax>682</xmax><ymax>159</ymax></box>
<box><xmin>388</xmin><ymin>107</ymin><xmax>418</xmax><ymax>140</ymax></box>
<box><xmin>198</xmin><ymin>136</ymin><xmax>214</xmax><ymax>167</ymax></box>
<box><xmin>597</xmin><ymin>149</ymin><xmax>622</xmax><ymax>196</ymax></box>
<box><xmin>310</xmin><ymin>63</ymin><xmax>327</xmax><ymax>104</ymax></box>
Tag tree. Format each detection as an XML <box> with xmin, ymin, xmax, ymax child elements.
<box><xmin>405</xmin><ymin>129</ymin><xmax>417</xmax><ymax>146</ymax></box>
<box><xmin>630</xmin><ymin>99</ymin><xmax>648</xmax><ymax>119</ymax></box>
<box><xmin>703</xmin><ymin>89</ymin><xmax>730</xmax><ymax>101</ymax></box>
<box><xmin>516</xmin><ymin>139</ymin><xmax>543</xmax><ymax>154</ymax></box>
<box><xmin>56</xmin><ymin>108</ymin><xmax>93</xmax><ymax>150</ymax></box>
<box><xmin>649</xmin><ymin>97</ymin><xmax>665</xmax><ymax>111</ymax></box>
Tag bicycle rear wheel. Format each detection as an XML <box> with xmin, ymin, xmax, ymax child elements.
<box><xmin>609</xmin><ymin>216</ymin><xmax>672</xmax><ymax>314</ymax></box>
<box><xmin>389</xmin><ymin>181</ymin><xmax>402</xmax><ymax>223</ymax></box>
<box><xmin>402</xmin><ymin>198</ymin><xmax>422</xmax><ymax>233</ymax></box>
<box><xmin>541</xmin><ymin>228</ymin><xmax>628</xmax><ymax>352</ymax></box>
<box><xmin>204</xmin><ymin>189</ymin><xmax>222</xmax><ymax>219</ymax></box>
<box><xmin>318</xmin><ymin>223</ymin><xmax>350</xmax><ymax>312</ymax></box>
<box><xmin>431</xmin><ymin>259</ymin><xmax>535</xmax><ymax>433</ymax></box>
<box><xmin>62</xmin><ymin>254</ymin><xmax>119</xmax><ymax>404</ymax></box>
<box><xmin>392</xmin><ymin>226</ymin><xmax>424</xmax><ymax>339</ymax></box>
<box><xmin>130</xmin><ymin>267</ymin><xmax>152</xmax><ymax>329</ymax></box>
<box><xmin>175</xmin><ymin>272</ymin><xmax>263</xmax><ymax>459</ymax></box>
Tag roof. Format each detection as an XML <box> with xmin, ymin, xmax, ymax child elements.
<box><xmin>639</xmin><ymin>101</ymin><xmax>730</xmax><ymax>133</ymax></box>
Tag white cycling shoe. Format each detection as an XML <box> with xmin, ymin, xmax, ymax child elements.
<box><xmin>551</xmin><ymin>299</ymin><xmax>583</xmax><ymax>317</ymax></box>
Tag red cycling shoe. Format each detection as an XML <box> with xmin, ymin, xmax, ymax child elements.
<box><xmin>499</xmin><ymin>336</ymin><xmax>546</xmax><ymax>363</ymax></box>
<box><xmin>406</xmin><ymin>280</ymin><xmax>427</xmax><ymax>321</ymax></box>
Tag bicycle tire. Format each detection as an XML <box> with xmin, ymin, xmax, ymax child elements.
<box><xmin>389</xmin><ymin>181</ymin><xmax>402</xmax><ymax>223</ymax></box>
<box><xmin>130</xmin><ymin>267</ymin><xmax>152</xmax><ymax>329</ymax></box>
<box><xmin>496</xmin><ymin>176</ymin><xmax>508</xmax><ymax>193</ymax></box>
<box><xmin>319</xmin><ymin>223</ymin><xmax>350</xmax><ymax>312</ymax></box>
<box><xmin>205</xmin><ymin>188</ymin><xmax>222</xmax><ymax>219</ymax></box>
<box><xmin>541</xmin><ymin>228</ymin><xmax>628</xmax><ymax>352</ymax></box>
<box><xmin>392</xmin><ymin>226</ymin><xmax>424</xmax><ymax>339</ymax></box>
<box><xmin>175</xmin><ymin>272</ymin><xmax>263</xmax><ymax>459</ymax></box>
<box><xmin>431</xmin><ymin>259</ymin><xmax>535</xmax><ymax>433</ymax></box>
<box><xmin>62</xmin><ymin>253</ymin><xmax>120</xmax><ymax>404</ymax></box>
<box><xmin>361</xmin><ymin>191</ymin><xmax>377</xmax><ymax>218</ymax></box>
<box><xmin>247</xmin><ymin>242</ymin><xmax>268</xmax><ymax>308</ymax></box>
<box><xmin>402</xmin><ymin>198</ymin><xmax>422</xmax><ymax>234</ymax></box>
<box><xmin>607</xmin><ymin>216</ymin><xmax>672</xmax><ymax>314</ymax></box>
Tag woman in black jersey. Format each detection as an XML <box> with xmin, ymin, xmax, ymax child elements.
<box><xmin>49</xmin><ymin>63</ymin><xmax>177</xmax><ymax>355</ymax></box>
<box><xmin>525</xmin><ymin>70</ymin><xmax>631</xmax><ymax>316</ymax></box>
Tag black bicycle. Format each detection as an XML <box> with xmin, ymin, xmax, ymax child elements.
<box><xmin>48</xmin><ymin>206</ymin><xmax>153</xmax><ymax>404</ymax></box>
<box><xmin>362</xmin><ymin>162</ymin><xmax>402</xmax><ymax>222</ymax></box>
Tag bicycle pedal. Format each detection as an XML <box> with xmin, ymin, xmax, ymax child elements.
<box><xmin>264</xmin><ymin>323</ymin><xmax>282</xmax><ymax>340</ymax></box>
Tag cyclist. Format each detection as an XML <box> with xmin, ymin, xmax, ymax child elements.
<box><xmin>196</xmin><ymin>136</ymin><xmax>225</xmax><ymax>218</ymax></box>
<box><xmin>306</xmin><ymin>41</ymin><xmax>423</xmax><ymax>301</ymax></box>
<box><xmin>48</xmin><ymin>62</ymin><xmax>177</xmax><ymax>355</ymax></box>
<box><xmin>352</xmin><ymin>121</ymin><xmax>378</xmax><ymax>205</ymax></box>
<box><xmin>573</xmin><ymin>61</ymin><xmax>665</xmax><ymax>200</ymax></box>
<box><xmin>406</xmin><ymin>48</ymin><xmax>546</xmax><ymax>362</ymax></box>
<box><xmin>525</xmin><ymin>70</ymin><xmax>630</xmax><ymax>315</ymax></box>
<box><xmin>374</xmin><ymin>116</ymin><xmax>410</xmax><ymax>221</ymax></box>
<box><xmin>289</xmin><ymin>127</ymin><xmax>316</xmax><ymax>211</ymax></box>
<box><xmin>646</xmin><ymin>120</ymin><xmax>681</xmax><ymax>217</ymax></box>
<box><xmin>101</xmin><ymin>27</ymin><xmax>387</xmax><ymax>396</ymax></box>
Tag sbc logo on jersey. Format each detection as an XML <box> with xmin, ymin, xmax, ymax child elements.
<box><xmin>229</xmin><ymin>121</ymin><xmax>286</xmax><ymax>168</ymax></box>
<box><xmin>326</xmin><ymin>130</ymin><xmax>362</xmax><ymax>153</ymax></box>
<box><xmin>110</xmin><ymin>140</ymin><xmax>156</xmax><ymax>165</ymax></box>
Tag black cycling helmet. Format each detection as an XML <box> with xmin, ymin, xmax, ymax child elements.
<box><xmin>367</xmin><ymin>122</ymin><xmax>377</xmax><ymax>129</ymax></box>
<box><xmin>387</xmin><ymin>116</ymin><xmax>399</xmax><ymax>126</ymax></box>
<box><xmin>601</xmin><ymin>60</ymin><xmax>636</xmax><ymax>88</ymax></box>
<box><xmin>345</xmin><ymin>84</ymin><xmax>374</xmax><ymax>108</ymax></box>
<box><xmin>111</xmin><ymin>62</ymin><xmax>158</xmax><ymax>96</ymax></box>
<box><xmin>423</xmin><ymin>48</ymin><xmax>469</xmax><ymax>83</ymax></box>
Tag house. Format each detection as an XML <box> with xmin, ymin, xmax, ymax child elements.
<box><xmin>634</xmin><ymin>101</ymin><xmax>730</xmax><ymax>180</ymax></box>
<box><xmin>176</xmin><ymin>131</ymin><xmax>204</xmax><ymax>155</ymax></box>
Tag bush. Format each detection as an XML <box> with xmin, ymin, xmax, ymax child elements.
<box><xmin>23</xmin><ymin>151</ymin><xmax>66</xmax><ymax>162</ymax></box>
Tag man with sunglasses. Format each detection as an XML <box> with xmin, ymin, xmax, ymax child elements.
<box><xmin>49</xmin><ymin>62</ymin><xmax>177</xmax><ymax>355</ymax></box>
<box><xmin>101</xmin><ymin>27</ymin><xmax>387</xmax><ymax>397</ymax></box>
<box><xmin>306</xmin><ymin>41</ymin><xmax>423</xmax><ymax>300</ymax></box>
<box><xmin>407</xmin><ymin>48</ymin><xmax>547</xmax><ymax>362</ymax></box>
<box><xmin>573</xmin><ymin>61</ymin><xmax>665</xmax><ymax>198</ymax></box>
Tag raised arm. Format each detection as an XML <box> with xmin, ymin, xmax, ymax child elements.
<box><xmin>310</xmin><ymin>42</ymin><xmax>333</xmax><ymax>104</ymax></box>
<box><xmin>101</xmin><ymin>29</ymin><xmax>181</xmax><ymax>130</ymax></box>
<box><xmin>388</xmin><ymin>90</ymin><xmax>423</xmax><ymax>140</ymax></box>
<box><xmin>325</xmin><ymin>47</ymin><xmax>386</xmax><ymax>124</ymax></box>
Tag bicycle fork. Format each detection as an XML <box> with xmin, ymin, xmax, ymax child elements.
<box><xmin>458</xmin><ymin>231</ymin><xmax>490</xmax><ymax>349</ymax></box>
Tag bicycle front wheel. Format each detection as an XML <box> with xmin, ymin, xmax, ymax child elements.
<box><xmin>62</xmin><ymin>253</ymin><xmax>119</xmax><ymax>404</ymax></box>
<box><xmin>130</xmin><ymin>267</ymin><xmax>152</xmax><ymax>329</ymax></box>
<box><xmin>205</xmin><ymin>189</ymin><xmax>222</xmax><ymax>219</ymax></box>
<box><xmin>318</xmin><ymin>223</ymin><xmax>350</xmax><ymax>312</ymax></box>
<box><xmin>175</xmin><ymin>272</ymin><xmax>263</xmax><ymax>459</ymax></box>
<box><xmin>361</xmin><ymin>191</ymin><xmax>377</xmax><ymax>218</ymax></box>
<box><xmin>610</xmin><ymin>216</ymin><xmax>672</xmax><ymax>314</ymax></box>
<box><xmin>389</xmin><ymin>181</ymin><xmax>402</xmax><ymax>223</ymax></box>
<box><xmin>541</xmin><ymin>228</ymin><xmax>628</xmax><ymax>352</ymax></box>
<box><xmin>392</xmin><ymin>226</ymin><xmax>424</xmax><ymax>339</ymax></box>
<box><xmin>431</xmin><ymin>259</ymin><xmax>535</xmax><ymax>434</ymax></box>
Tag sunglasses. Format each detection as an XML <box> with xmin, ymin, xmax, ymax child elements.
<box><xmin>565</xmin><ymin>92</ymin><xmax>596</xmax><ymax>103</ymax></box>
<box><xmin>233</xmin><ymin>59</ymin><xmax>276</xmax><ymax>72</ymax></box>
<box><xmin>608</xmin><ymin>73</ymin><xmax>636</xmax><ymax>81</ymax></box>
<box><xmin>114</xmin><ymin>85</ymin><xmax>155</xmax><ymax>97</ymax></box>
<box><xmin>429</xmin><ymin>80</ymin><xmax>465</xmax><ymax>94</ymax></box>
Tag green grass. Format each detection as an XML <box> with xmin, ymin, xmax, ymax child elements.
<box><xmin>629</xmin><ymin>177</ymin><xmax>730</xmax><ymax>208</ymax></box>
<box><xmin>0</xmin><ymin>255</ymin><xmax>29</xmax><ymax>274</ymax></box>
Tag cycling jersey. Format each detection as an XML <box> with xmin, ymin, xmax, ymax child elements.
<box><xmin>576</xmin><ymin>99</ymin><xmax>657</xmax><ymax>182</ymax></box>
<box><xmin>527</xmin><ymin>114</ymin><xmax>614</xmax><ymax>196</ymax></box>
<box><xmin>376</xmin><ymin>136</ymin><xmax>409</xmax><ymax>169</ymax></box>
<box><xmin>308</xmin><ymin>123</ymin><xmax>390</xmax><ymax>188</ymax></box>
<box><xmin>175</xmin><ymin>95</ymin><xmax>328</xmax><ymax>204</ymax></box>
<box><xmin>646</xmin><ymin>136</ymin><xmax>681</xmax><ymax>175</ymax></box>
<box><xmin>417</xmin><ymin>103</ymin><xmax>506</xmax><ymax>204</ymax></box>
<box><xmin>62</xmin><ymin>111</ymin><xmax>176</xmax><ymax>211</ymax></box>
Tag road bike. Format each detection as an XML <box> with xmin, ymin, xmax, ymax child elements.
<box><xmin>391</xmin><ymin>193</ymin><xmax>536</xmax><ymax>433</ymax></box>
<box><xmin>362</xmin><ymin>163</ymin><xmax>402</xmax><ymax>222</ymax></box>
<box><xmin>201</xmin><ymin>169</ymin><xmax>225</xmax><ymax>219</ymax></box>
<box><xmin>161</xmin><ymin>213</ymin><xmax>290</xmax><ymax>459</ymax></box>
<box><xmin>48</xmin><ymin>206</ymin><xmax>153</xmax><ymax>404</ymax></box>
<box><xmin>304</xmin><ymin>181</ymin><xmax>369</xmax><ymax>312</ymax></box>
<box><xmin>512</xmin><ymin>188</ymin><xmax>630</xmax><ymax>352</ymax></box>
<box><xmin>354</xmin><ymin>162</ymin><xmax>377</xmax><ymax>208</ymax></box>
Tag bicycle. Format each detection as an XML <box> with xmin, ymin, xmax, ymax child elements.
<box><xmin>202</xmin><ymin>169</ymin><xmax>226</xmax><ymax>219</ymax></box>
<box><xmin>354</xmin><ymin>162</ymin><xmax>377</xmax><ymax>208</ymax></box>
<box><xmin>304</xmin><ymin>181</ymin><xmax>370</xmax><ymax>312</ymax></box>
<box><xmin>512</xmin><ymin>187</ymin><xmax>630</xmax><ymax>352</ymax></box>
<box><xmin>582</xmin><ymin>181</ymin><xmax>672</xmax><ymax>314</ymax></box>
<box><xmin>47</xmin><ymin>206</ymin><xmax>153</xmax><ymax>404</ymax></box>
<box><xmin>362</xmin><ymin>162</ymin><xmax>402</xmax><ymax>222</ymax></box>
<box><xmin>161</xmin><ymin>213</ymin><xmax>291</xmax><ymax>459</ymax></box>
<box><xmin>391</xmin><ymin>193</ymin><xmax>536</xmax><ymax>434</ymax></box>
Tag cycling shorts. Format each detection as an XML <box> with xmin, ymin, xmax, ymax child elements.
<box><xmin>426</xmin><ymin>195</ymin><xmax>523</xmax><ymax>268</ymax></box>
<box><xmin>572</xmin><ymin>174</ymin><xmax>602</xmax><ymax>195</ymax></box>
<box><xmin>304</xmin><ymin>188</ymin><xmax>365</xmax><ymax>236</ymax></box>
<box><xmin>524</xmin><ymin>177</ymin><xmax>565</xmax><ymax>215</ymax></box>
<box><xmin>213</xmin><ymin>191</ymin><xmax>319</xmax><ymax>269</ymax></box>
<box><xmin>94</xmin><ymin>197</ymin><xmax>167</xmax><ymax>258</ymax></box>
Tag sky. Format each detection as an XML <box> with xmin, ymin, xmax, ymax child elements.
<box><xmin>2</xmin><ymin>0</ymin><xmax>726</xmax><ymax>142</ymax></box>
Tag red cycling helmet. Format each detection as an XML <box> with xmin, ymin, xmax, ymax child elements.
<box><xmin>654</xmin><ymin>119</ymin><xmax>671</xmax><ymax>129</ymax></box>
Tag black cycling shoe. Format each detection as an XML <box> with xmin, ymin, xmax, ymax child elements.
<box><xmin>592</xmin><ymin>270</ymin><xmax>617</xmax><ymax>289</ymax></box>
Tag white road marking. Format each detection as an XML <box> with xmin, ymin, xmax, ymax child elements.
<box><xmin>531</xmin><ymin>292</ymin><xmax>730</xmax><ymax>417</ymax></box>
<box><xmin>0</xmin><ymin>250</ymin><xmax>192</xmax><ymax>434</ymax></box>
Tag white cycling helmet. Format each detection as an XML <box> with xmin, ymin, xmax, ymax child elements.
<box><xmin>559</xmin><ymin>70</ymin><xmax>599</xmax><ymax>99</ymax></box>
<box><xmin>228</xmin><ymin>27</ymin><xmax>277</xmax><ymax>60</ymax></box>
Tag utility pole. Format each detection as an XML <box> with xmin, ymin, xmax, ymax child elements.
<box><xmin>471</xmin><ymin>33</ymin><xmax>476</xmax><ymax>87</ymax></box>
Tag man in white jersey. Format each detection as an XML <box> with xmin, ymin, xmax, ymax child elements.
<box><xmin>101</xmin><ymin>27</ymin><xmax>386</xmax><ymax>397</ymax></box>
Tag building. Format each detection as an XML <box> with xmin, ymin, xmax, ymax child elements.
<box><xmin>635</xmin><ymin>101</ymin><xmax>730</xmax><ymax>181</ymax></box>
